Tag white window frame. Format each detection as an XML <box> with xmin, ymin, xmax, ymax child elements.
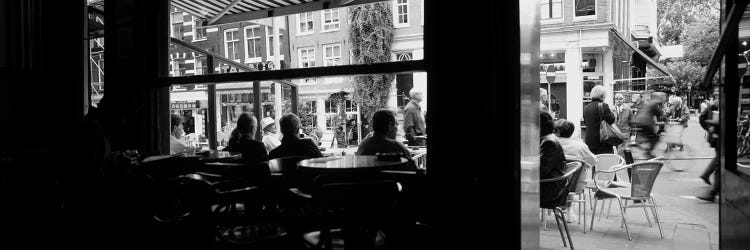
<box><xmin>298</xmin><ymin>47</ymin><xmax>316</xmax><ymax>68</ymax></box>
<box><xmin>192</xmin><ymin>19</ymin><xmax>208</xmax><ymax>42</ymax></box>
<box><xmin>297</xmin><ymin>12</ymin><xmax>314</xmax><ymax>36</ymax></box>
<box><xmin>224</xmin><ymin>28</ymin><xmax>241</xmax><ymax>62</ymax></box>
<box><xmin>573</xmin><ymin>0</ymin><xmax>597</xmax><ymax>22</ymax></box>
<box><xmin>393</xmin><ymin>0</ymin><xmax>410</xmax><ymax>28</ymax></box>
<box><xmin>265</xmin><ymin>26</ymin><xmax>285</xmax><ymax>61</ymax></box>
<box><xmin>244</xmin><ymin>25</ymin><xmax>263</xmax><ymax>63</ymax></box>
<box><xmin>321</xmin><ymin>9</ymin><xmax>340</xmax><ymax>32</ymax></box>
<box><xmin>323</xmin><ymin>43</ymin><xmax>342</xmax><ymax>66</ymax></box>
<box><xmin>540</xmin><ymin>0</ymin><xmax>563</xmax><ymax>23</ymax></box>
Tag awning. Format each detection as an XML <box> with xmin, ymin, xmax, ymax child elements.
<box><xmin>611</xmin><ymin>29</ymin><xmax>674</xmax><ymax>81</ymax></box>
<box><xmin>171</xmin><ymin>0</ymin><xmax>386</xmax><ymax>24</ymax></box>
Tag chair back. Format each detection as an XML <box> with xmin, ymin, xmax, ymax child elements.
<box><xmin>268</xmin><ymin>156</ymin><xmax>309</xmax><ymax>188</ymax></box>
<box><xmin>629</xmin><ymin>161</ymin><xmax>663</xmax><ymax>198</ymax></box>
<box><xmin>565</xmin><ymin>159</ymin><xmax>591</xmax><ymax>193</ymax></box>
<box><xmin>594</xmin><ymin>154</ymin><xmax>625</xmax><ymax>181</ymax></box>
<box><xmin>540</xmin><ymin>161</ymin><xmax>583</xmax><ymax>209</ymax></box>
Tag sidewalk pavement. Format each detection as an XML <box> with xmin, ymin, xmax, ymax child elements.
<box><xmin>539</xmin><ymin>196</ymin><xmax>719</xmax><ymax>250</ymax></box>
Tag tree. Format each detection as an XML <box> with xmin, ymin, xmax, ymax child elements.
<box><xmin>348</xmin><ymin>3</ymin><xmax>395</xmax><ymax>130</ymax></box>
<box><xmin>328</xmin><ymin>91</ymin><xmax>349</xmax><ymax>147</ymax></box>
<box><xmin>680</xmin><ymin>15</ymin><xmax>720</xmax><ymax>65</ymax></box>
<box><xmin>657</xmin><ymin>0</ymin><xmax>719</xmax><ymax>45</ymax></box>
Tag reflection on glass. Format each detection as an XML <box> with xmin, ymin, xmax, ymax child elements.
<box><xmin>169</xmin><ymin>89</ymin><xmax>209</xmax><ymax>150</ymax></box>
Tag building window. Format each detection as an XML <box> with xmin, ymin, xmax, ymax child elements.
<box><xmin>299</xmin><ymin>47</ymin><xmax>316</xmax><ymax>68</ymax></box>
<box><xmin>224</xmin><ymin>29</ymin><xmax>241</xmax><ymax>61</ymax></box>
<box><xmin>323</xmin><ymin>44</ymin><xmax>342</xmax><ymax>66</ymax></box>
<box><xmin>394</xmin><ymin>0</ymin><xmax>409</xmax><ymax>28</ymax></box>
<box><xmin>575</xmin><ymin>0</ymin><xmax>596</xmax><ymax>17</ymax></box>
<box><xmin>265</xmin><ymin>26</ymin><xmax>284</xmax><ymax>60</ymax></box>
<box><xmin>322</xmin><ymin>9</ymin><xmax>340</xmax><ymax>32</ymax></box>
<box><xmin>297</xmin><ymin>12</ymin><xmax>314</xmax><ymax>35</ymax></box>
<box><xmin>194</xmin><ymin>54</ymin><xmax>207</xmax><ymax>75</ymax></box>
<box><xmin>540</xmin><ymin>0</ymin><xmax>562</xmax><ymax>20</ymax></box>
<box><xmin>171</xmin><ymin>12</ymin><xmax>183</xmax><ymax>39</ymax></box>
<box><xmin>244</xmin><ymin>26</ymin><xmax>262</xmax><ymax>62</ymax></box>
<box><xmin>396</xmin><ymin>52</ymin><xmax>413</xmax><ymax>61</ymax></box>
<box><xmin>193</xmin><ymin>19</ymin><xmax>207</xmax><ymax>41</ymax></box>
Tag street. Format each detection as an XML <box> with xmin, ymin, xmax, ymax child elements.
<box><xmin>542</xmin><ymin>114</ymin><xmax>719</xmax><ymax>250</ymax></box>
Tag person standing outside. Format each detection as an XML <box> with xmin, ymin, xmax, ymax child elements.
<box><xmin>697</xmin><ymin>99</ymin><xmax>720</xmax><ymax>202</ymax></box>
<box><xmin>540</xmin><ymin>88</ymin><xmax>550</xmax><ymax>112</ymax></box>
<box><xmin>583</xmin><ymin>85</ymin><xmax>616</xmax><ymax>154</ymax></box>
<box><xmin>403</xmin><ymin>88</ymin><xmax>426</xmax><ymax>146</ymax></box>
<box><xmin>665</xmin><ymin>97</ymin><xmax>690</xmax><ymax>151</ymax></box>
<box><xmin>613</xmin><ymin>94</ymin><xmax>632</xmax><ymax>152</ymax></box>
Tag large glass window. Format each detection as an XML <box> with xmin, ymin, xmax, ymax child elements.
<box><xmin>244</xmin><ymin>26</ymin><xmax>262</xmax><ymax>62</ymax></box>
<box><xmin>395</xmin><ymin>0</ymin><xmax>409</xmax><ymax>27</ymax></box>
<box><xmin>224</xmin><ymin>29</ymin><xmax>241</xmax><ymax>61</ymax></box>
<box><xmin>575</xmin><ymin>0</ymin><xmax>596</xmax><ymax>17</ymax></box>
<box><xmin>298</xmin><ymin>12</ymin><xmax>314</xmax><ymax>35</ymax></box>
<box><xmin>540</xmin><ymin>0</ymin><xmax>562</xmax><ymax>20</ymax></box>
<box><xmin>323</xmin><ymin>44</ymin><xmax>342</xmax><ymax>66</ymax></box>
<box><xmin>322</xmin><ymin>9</ymin><xmax>341</xmax><ymax>32</ymax></box>
<box><xmin>299</xmin><ymin>47</ymin><xmax>316</xmax><ymax>68</ymax></box>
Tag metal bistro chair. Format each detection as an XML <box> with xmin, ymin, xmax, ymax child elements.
<box><xmin>541</xmin><ymin>161</ymin><xmax>584</xmax><ymax>249</ymax></box>
<box><xmin>590</xmin><ymin>161</ymin><xmax>665</xmax><ymax>241</ymax></box>
<box><xmin>585</xmin><ymin>154</ymin><xmax>626</xmax><ymax>218</ymax></box>
<box><xmin>565</xmin><ymin>159</ymin><xmax>593</xmax><ymax>233</ymax></box>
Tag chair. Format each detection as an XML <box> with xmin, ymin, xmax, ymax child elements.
<box><xmin>585</xmin><ymin>154</ymin><xmax>625</xmax><ymax>217</ymax></box>
<box><xmin>301</xmin><ymin>173</ymin><xmax>403</xmax><ymax>250</ymax></box>
<box><xmin>566</xmin><ymin>159</ymin><xmax>592</xmax><ymax>233</ymax></box>
<box><xmin>590</xmin><ymin>161</ymin><xmax>665</xmax><ymax>241</ymax></box>
<box><xmin>540</xmin><ymin>161</ymin><xmax>584</xmax><ymax>249</ymax></box>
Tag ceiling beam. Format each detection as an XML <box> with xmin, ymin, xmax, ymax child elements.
<box><xmin>208</xmin><ymin>0</ymin><xmax>243</xmax><ymax>25</ymax></box>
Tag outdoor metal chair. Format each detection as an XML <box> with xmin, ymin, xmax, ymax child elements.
<box><xmin>541</xmin><ymin>161</ymin><xmax>584</xmax><ymax>249</ymax></box>
<box><xmin>585</xmin><ymin>154</ymin><xmax>625</xmax><ymax>218</ymax></box>
<box><xmin>590</xmin><ymin>161</ymin><xmax>665</xmax><ymax>241</ymax></box>
<box><xmin>566</xmin><ymin>159</ymin><xmax>592</xmax><ymax>233</ymax></box>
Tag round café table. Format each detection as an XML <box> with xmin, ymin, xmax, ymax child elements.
<box><xmin>297</xmin><ymin>155</ymin><xmax>408</xmax><ymax>173</ymax></box>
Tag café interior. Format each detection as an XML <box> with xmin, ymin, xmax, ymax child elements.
<box><xmin>1</xmin><ymin>0</ymin><xmax>749</xmax><ymax>249</ymax></box>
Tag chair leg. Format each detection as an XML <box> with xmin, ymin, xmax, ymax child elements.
<box><xmin>606</xmin><ymin>199</ymin><xmax>613</xmax><ymax>218</ymax></box>
<box><xmin>651</xmin><ymin>196</ymin><xmax>664</xmax><ymax>238</ymax></box>
<box><xmin>598</xmin><ymin>198</ymin><xmax>606</xmax><ymax>221</ymax></box>
<box><xmin>621</xmin><ymin>200</ymin><xmax>628</xmax><ymax>228</ymax></box>
<box><xmin>616</xmin><ymin>198</ymin><xmax>632</xmax><ymax>241</ymax></box>
<box><xmin>590</xmin><ymin>198</ymin><xmax>597</xmax><ymax>231</ymax></box>
<box><xmin>542</xmin><ymin>208</ymin><xmax>547</xmax><ymax>231</ymax></box>
<box><xmin>582</xmin><ymin>197</ymin><xmax>587</xmax><ymax>234</ymax></box>
<box><xmin>552</xmin><ymin>208</ymin><xmax>567</xmax><ymax>247</ymax></box>
<box><xmin>557</xmin><ymin>208</ymin><xmax>575</xmax><ymax>250</ymax></box>
<box><xmin>641</xmin><ymin>199</ymin><xmax>653</xmax><ymax>227</ymax></box>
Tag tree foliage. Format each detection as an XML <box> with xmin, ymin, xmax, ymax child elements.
<box><xmin>348</xmin><ymin>3</ymin><xmax>395</xmax><ymax>127</ymax></box>
<box><xmin>680</xmin><ymin>15</ymin><xmax>720</xmax><ymax>65</ymax></box>
<box><xmin>657</xmin><ymin>0</ymin><xmax>719</xmax><ymax>45</ymax></box>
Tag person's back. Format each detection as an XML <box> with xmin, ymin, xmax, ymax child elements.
<box><xmin>268</xmin><ymin>114</ymin><xmax>323</xmax><ymax>159</ymax></box>
<box><xmin>555</xmin><ymin>119</ymin><xmax>597</xmax><ymax>167</ymax></box>
<box><xmin>356</xmin><ymin>136</ymin><xmax>411</xmax><ymax>157</ymax></box>
<box><xmin>225</xmin><ymin>135</ymin><xmax>268</xmax><ymax>163</ymax></box>
<box><xmin>540</xmin><ymin>112</ymin><xmax>566</xmax><ymax>179</ymax></box>
<box><xmin>357</xmin><ymin>109</ymin><xmax>418</xmax><ymax>171</ymax></box>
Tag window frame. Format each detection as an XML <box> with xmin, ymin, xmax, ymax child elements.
<box><xmin>265</xmin><ymin>26</ymin><xmax>285</xmax><ymax>61</ymax></box>
<box><xmin>243</xmin><ymin>25</ymin><xmax>263</xmax><ymax>63</ymax></box>
<box><xmin>297</xmin><ymin>12</ymin><xmax>315</xmax><ymax>36</ymax></box>
<box><xmin>298</xmin><ymin>47</ymin><xmax>316</xmax><ymax>68</ymax></box>
<box><xmin>192</xmin><ymin>18</ymin><xmax>208</xmax><ymax>42</ymax></box>
<box><xmin>540</xmin><ymin>0</ymin><xmax>563</xmax><ymax>22</ymax></box>
<box><xmin>573</xmin><ymin>0</ymin><xmax>597</xmax><ymax>21</ymax></box>
<box><xmin>321</xmin><ymin>9</ymin><xmax>341</xmax><ymax>32</ymax></box>
<box><xmin>393</xmin><ymin>0</ymin><xmax>410</xmax><ymax>28</ymax></box>
<box><xmin>323</xmin><ymin>43</ymin><xmax>342</xmax><ymax>67</ymax></box>
<box><xmin>224</xmin><ymin>28</ymin><xmax>242</xmax><ymax>62</ymax></box>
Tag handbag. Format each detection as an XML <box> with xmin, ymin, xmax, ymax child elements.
<box><xmin>599</xmin><ymin>103</ymin><xmax>626</xmax><ymax>146</ymax></box>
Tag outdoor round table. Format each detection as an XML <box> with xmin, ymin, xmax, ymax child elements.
<box><xmin>297</xmin><ymin>155</ymin><xmax>408</xmax><ymax>174</ymax></box>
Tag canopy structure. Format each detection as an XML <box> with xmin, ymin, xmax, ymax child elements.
<box><xmin>611</xmin><ymin>28</ymin><xmax>674</xmax><ymax>82</ymax></box>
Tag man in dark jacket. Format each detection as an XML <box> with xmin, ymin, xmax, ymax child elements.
<box><xmin>403</xmin><ymin>89</ymin><xmax>426</xmax><ymax>146</ymax></box>
<box><xmin>268</xmin><ymin>114</ymin><xmax>323</xmax><ymax>159</ymax></box>
<box><xmin>540</xmin><ymin>111</ymin><xmax>566</xmax><ymax>179</ymax></box>
<box><xmin>697</xmin><ymin>101</ymin><xmax>720</xmax><ymax>202</ymax></box>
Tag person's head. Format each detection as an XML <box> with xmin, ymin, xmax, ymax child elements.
<box><xmin>371</xmin><ymin>109</ymin><xmax>398</xmax><ymax>139</ymax></box>
<box><xmin>540</xmin><ymin>111</ymin><xmax>554</xmax><ymax>136</ymax></box>
<box><xmin>670</xmin><ymin>96</ymin><xmax>682</xmax><ymax>107</ymax></box>
<box><xmin>236</xmin><ymin>113</ymin><xmax>257</xmax><ymax>138</ymax></box>
<box><xmin>651</xmin><ymin>92</ymin><xmax>667</xmax><ymax>104</ymax></box>
<box><xmin>170</xmin><ymin>114</ymin><xmax>185</xmax><ymax>139</ymax></box>
<box><xmin>633</xmin><ymin>93</ymin><xmax>642</xmax><ymax>102</ymax></box>
<box><xmin>540</xmin><ymin>88</ymin><xmax>549</xmax><ymax>103</ymax></box>
<box><xmin>279</xmin><ymin>113</ymin><xmax>301</xmax><ymax>137</ymax></box>
<box><xmin>409</xmin><ymin>88</ymin><xmax>424</xmax><ymax>103</ymax></box>
<box><xmin>614</xmin><ymin>93</ymin><xmax>624</xmax><ymax>106</ymax></box>
<box><xmin>261</xmin><ymin>117</ymin><xmax>277</xmax><ymax>133</ymax></box>
<box><xmin>553</xmin><ymin>119</ymin><xmax>575</xmax><ymax>138</ymax></box>
<box><xmin>590</xmin><ymin>85</ymin><xmax>607</xmax><ymax>101</ymax></box>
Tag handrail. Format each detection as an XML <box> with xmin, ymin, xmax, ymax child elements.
<box><xmin>170</xmin><ymin>37</ymin><xmax>253</xmax><ymax>72</ymax></box>
<box><xmin>701</xmin><ymin>0</ymin><xmax>750</xmax><ymax>89</ymax></box>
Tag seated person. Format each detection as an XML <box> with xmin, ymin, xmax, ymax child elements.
<box><xmin>268</xmin><ymin>114</ymin><xmax>323</xmax><ymax>159</ymax></box>
<box><xmin>356</xmin><ymin>109</ymin><xmax>417</xmax><ymax>171</ymax></box>
<box><xmin>261</xmin><ymin>117</ymin><xmax>282</xmax><ymax>153</ymax></box>
<box><xmin>553</xmin><ymin>119</ymin><xmax>598</xmax><ymax>167</ymax></box>
<box><xmin>223</xmin><ymin>113</ymin><xmax>268</xmax><ymax>163</ymax></box>
<box><xmin>170</xmin><ymin>114</ymin><xmax>193</xmax><ymax>154</ymax></box>
<box><xmin>540</xmin><ymin>111</ymin><xmax>566</xmax><ymax>180</ymax></box>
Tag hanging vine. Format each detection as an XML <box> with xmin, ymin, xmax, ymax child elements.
<box><xmin>348</xmin><ymin>3</ymin><xmax>395</xmax><ymax>131</ymax></box>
